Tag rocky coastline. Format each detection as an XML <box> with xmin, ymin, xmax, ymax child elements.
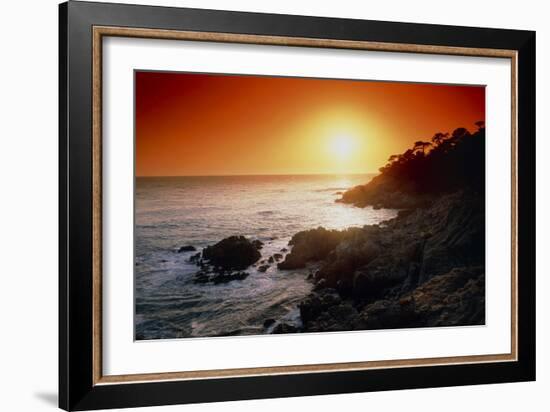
<box><xmin>279</xmin><ymin>190</ymin><xmax>485</xmax><ymax>332</ymax></box>
<box><xmin>183</xmin><ymin>190</ymin><xmax>484</xmax><ymax>333</ymax></box>
<box><xmin>275</xmin><ymin>124</ymin><xmax>487</xmax><ymax>332</ymax></box>
<box><xmin>182</xmin><ymin>124</ymin><xmax>486</xmax><ymax>334</ymax></box>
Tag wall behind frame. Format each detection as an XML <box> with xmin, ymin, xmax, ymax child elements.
<box><xmin>0</xmin><ymin>1</ymin><xmax>546</xmax><ymax>412</ymax></box>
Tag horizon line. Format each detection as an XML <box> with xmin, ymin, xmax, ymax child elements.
<box><xmin>136</xmin><ymin>171</ymin><xmax>378</xmax><ymax>178</ymax></box>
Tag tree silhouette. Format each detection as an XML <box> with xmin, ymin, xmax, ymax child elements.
<box><xmin>451</xmin><ymin>127</ymin><xmax>469</xmax><ymax>140</ymax></box>
<box><xmin>431</xmin><ymin>132</ymin><xmax>449</xmax><ymax>147</ymax></box>
<box><xmin>342</xmin><ymin>121</ymin><xmax>485</xmax><ymax>207</ymax></box>
<box><xmin>388</xmin><ymin>154</ymin><xmax>400</xmax><ymax>163</ymax></box>
<box><xmin>413</xmin><ymin>140</ymin><xmax>431</xmax><ymax>155</ymax></box>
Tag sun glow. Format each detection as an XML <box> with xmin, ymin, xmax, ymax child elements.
<box><xmin>329</xmin><ymin>134</ymin><xmax>357</xmax><ymax>159</ymax></box>
<box><xmin>136</xmin><ymin>72</ymin><xmax>486</xmax><ymax>176</ymax></box>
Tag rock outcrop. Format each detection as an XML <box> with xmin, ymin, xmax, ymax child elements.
<box><xmin>337</xmin><ymin>125</ymin><xmax>485</xmax><ymax>209</ymax></box>
<box><xmin>337</xmin><ymin>174</ymin><xmax>431</xmax><ymax>209</ymax></box>
<box><xmin>277</xmin><ymin>227</ymin><xmax>350</xmax><ymax>270</ymax></box>
<box><xmin>292</xmin><ymin>191</ymin><xmax>485</xmax><ymax>332</ymax></box>
<box><xmin>177</xmin><ymin>245</ymin><xmax>197</xmax><ymax>253</ymax></box>
<box><xmin>351</xmin><ymin>266</ymin><xmax>485</xmax><ymax>330</ymax></box>
<box><xmin>193</xmin><ymin>271</ymin><xmax>250</xmax><ymax>285</ymax></box>
<box><xmin>251</xmin><ymin>240</ymin><xmax>264</xmax><ymax>250</ymax></box>
<box><xmin>202</xmin><ymin>236</ymin><xmax>261</xmax><ymax>270</ymax></box>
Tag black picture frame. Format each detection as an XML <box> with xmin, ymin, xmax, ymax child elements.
<box><xmin>59</xmin><ymin>1</ymin><xmax>536</xmax><ymax>410</ymax></box>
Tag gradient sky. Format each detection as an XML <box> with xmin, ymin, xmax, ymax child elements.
<box><xmin>135</xmin><ymin>71</ymin><xmax>485</xmax><ymax>176</ymax></box>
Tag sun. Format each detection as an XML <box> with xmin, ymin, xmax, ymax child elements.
<box><xmin>329</xmin><ymin>134</ymin><xmax>356</xmax><ymax>158</ymax></box>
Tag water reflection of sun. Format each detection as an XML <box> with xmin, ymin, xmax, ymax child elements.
<box><xmin>331</xmin><ymin>204</ymin><xmax>360</xmax><ymax>229</ymax></box>
<box><xmin>335</xmin><ymin>177</ymin><xmax>353</xmax><ymax>189</ymax></box>
<box><xmin>325</xmin><ymin>177</ymin><xmax>365</xmax><ymax>230</ymax></box>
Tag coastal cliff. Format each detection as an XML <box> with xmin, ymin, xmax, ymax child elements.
<box><xmin>277</xmin><ymin>191</ymin><xmax>484</xmax><ymax>331</ymax></box>
<box><xmin>337</xmin><ymin>123</ymin><xmax>485</xmax><ymax>209</ymax></box>
<box><xmin>179</xmin><ymin>123</ymin><xmax>486</xmax><ymax>335</ymax></box>
<box><xmin>276</xmin><ymin>123</ymin><xmax>486</xmax><ymax>332</ymax></box>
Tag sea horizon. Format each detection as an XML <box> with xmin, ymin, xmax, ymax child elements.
<box><xmin>136</xmin><ymin>171</ymin><xmax>377</xmax><ymax>178</ymax></box>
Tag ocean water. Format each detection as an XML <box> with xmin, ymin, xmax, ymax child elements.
<box><xmin>135</xmin><ymin>174</ymin><xmax>397</xmax><ymax>340</ymax></box>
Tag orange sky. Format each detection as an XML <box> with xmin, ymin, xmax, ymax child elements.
<box><xmin>135</xmin><ymin>71</ymin><xmax>485</xmax><ymax>176</ymax></box>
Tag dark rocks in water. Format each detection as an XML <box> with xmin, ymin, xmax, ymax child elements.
<box><xmin>178</xmin><ymin>245</ymin><xmax>197</xmax><ymax>253</ymax></box>
<box><xmin>277</xmin><ymin>227</ymin><xmax>348</xmax><ymax>270</ymax></box>
<box><xmin>337</xmin><ymin>175</ymin><xmax>430</xmax><ymax>209</ymax></box>
<box><xmin>299</xmin><ymin>288</ymin><xmax>341</xmax><ymax>324</ymax></box>
<box><xmin>313</xmin><ymin>278</ymin><xmax>327</xmax><ymax>291</ymax></box>
<box><xmin>252</xmin><ymin>239</ymin><xmax>264</xmax><ymax>250</ymax></box>
<box><xmin>257</xmin><ymin>264</ymin><xmax>270</xmax><ymax>273</ymax></box>
<box><xmin>268</xmin><ymin>256</ymin><xmax>275</xmax><ymax>263</ymax></box>
<box><xmin>188</xmin><ymin>252</ymin><xmax>201</xmax><ymax>263</ymax></box>
<box><xmin>316</xmin><ymin>191</ymin><xmax>483</xmax><ymax>299</ymax></box>
<box><xmin>263</xmin><ymin>318</ymin><xmax>276</xmax><ymax>328</ymax></box>
<box><xmin>273</xmin><ymin>253</ymin><xmax>283</xmax><ymax>261</ymax></box>
<box><xmin>294</xmin><ymin>191</ymin><xmax>485</xmax><ymax>332</ymax></box>
<box><xmin>277</xmin><ymin>255</ymin><xmax>303</xmax><ymax>270</ymax></box>
<box><xmin>294</xmin><ymin>228</ymin><xmax>381</xmax><ymax>294</ymax></box>
<box><xmin>280</xmin><ymin>248</ymin><xmax>288</xmax><ymax>252</ymax></box>
<box><xmin>313</xmin><ymin>256</ymin><xmax>357</xmax><ymax>295</ymax></box>
<box><xmin>212</xmin><ymin>271</ymin><xmax>249</xmax><ymax>284</ymax></box>
<box><xmin>202</xmin><ymin>236</ymin><xmax>261</xmax><ymax>270</ymax></box>
<box><xmin>271</xmin><ymin>323</ymin><xmax>298</xmax><ymax>334</ymax></box>
<box><xmin>193</xmin><ymin>270</ymin><xmax>250</xmax><ymax>285</ymax></box>
<box><xmin>193</xmin><ymin>271</ymin><xmax>210</xmax><ymax>284</ymax></box>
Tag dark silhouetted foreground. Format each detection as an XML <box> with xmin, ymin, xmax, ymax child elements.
<box><xmin>274</xmin><ymin>122</ymin><xmax>486</xmax><ymax>332</ymax></box>
<box><xmin>338</xmin><ymin>122</ymin><xmax>485</xmax><ymax>209</ymax></box>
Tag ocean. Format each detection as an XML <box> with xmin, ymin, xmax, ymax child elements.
<box><xmin>135</xmin><ymin>174</ymin><xmax>397</xmax><ymax>340</ymax></box>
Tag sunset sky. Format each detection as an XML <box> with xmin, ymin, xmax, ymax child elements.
<box><xmin>135</xmin><ymin>71</ymin><xmax>485</xmax><ymax>176</ymax></box>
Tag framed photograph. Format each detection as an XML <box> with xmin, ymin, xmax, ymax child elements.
<box><xmin>59</xmin><ymin>1</ymin><xmax>536</xmax><ymax>410</ymax></box>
